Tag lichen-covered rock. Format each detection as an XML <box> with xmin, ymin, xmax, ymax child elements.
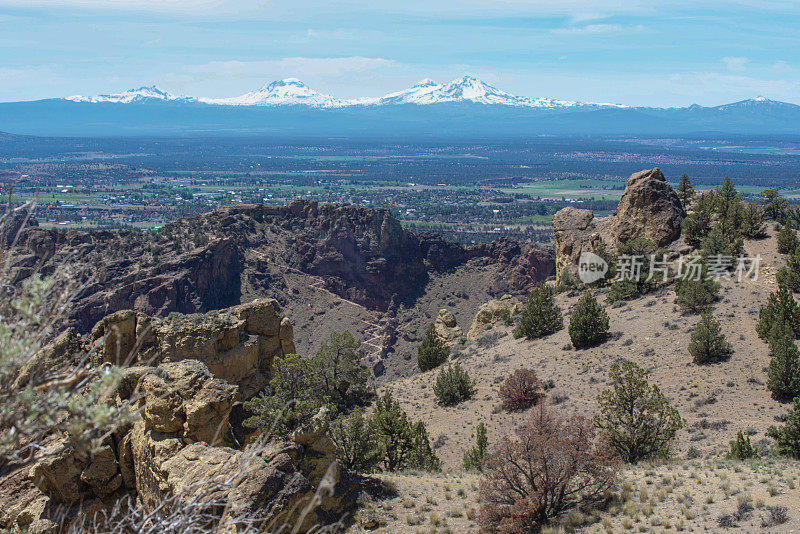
<box><xmin>466</xmin><ymin>295</ymin><xmax>522</xmax><ymax>341</ymax></box>
<box><xmin>434</xmin><ymin>309</ymin><xmax>463</xmax><ymax>345</ymax></box>
<box><xmin>90</xmin><ymin>309</ymin><xmax>138</xmax><ymax>365</ymax></box>
<box><xmin>552</xmin><ymin>207</ymin><xmax>610</xmax><ymax>284</ymax></box>
<box><xmin>29</xmin><ymin>445</ymin><xmax>91</xmax><ymax>505</ymax></box>
<box><xmin>613</xmin><ymin>168</ymin><xmax>684</xmax><ymax>246</ymax></box>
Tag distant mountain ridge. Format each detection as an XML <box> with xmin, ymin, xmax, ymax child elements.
<box><xmin>2</xmin><ymin>77</ymin><xmax>800</xmax><ymax>137</ymax></box>
<box><xmin>59</xmin><ymin>75</ymin><xmax>627</xmax><ymax>109</ymax></box>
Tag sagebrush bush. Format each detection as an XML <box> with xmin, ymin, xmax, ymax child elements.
<box><xmin>417</xmin><ymin>323</ymin><xmax>449</xmax><ymax>372</ymax></box>
<box><xmin>434</xmin><ymin>363</ymin><xmax>475</xmax><ymax>406</ymax></box>
<box><xmin>595</xmin><ymin>361</ymin><xmax>683</xmax><ymax>463</ymax></box>
<box><xmin>479</xmin><ymin>406</ymin><xmax>619</xmax><ymax>533</ymax></box>
<box><xmin>498</xmin><ymin>369</ymin><xmax>544</xmax><ymax>411</ymax></box>
<box><xmin>568</xmin><ymin>291</ymin><xmax>609</xmax><ymax>349</ymax></box>
<box><xmin>689</xmin><ymin>311</ymin><xmax>732</xmax><ymax>364</ymax></box>
<box><xmin>513</xmin><ymin>285</ymin><xmax>563</xmax><ymax>340</ymax></box>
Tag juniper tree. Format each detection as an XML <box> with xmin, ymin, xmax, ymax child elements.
<box><xmin>766</xmin><ymin>321</ymin><xmax>800</xmax><ymax>401</ymax></box>
<box><xmin>463</xmin><ymin>422</ymin><xmax>488</xmax><ymax>471</ymax></box>
<box><xmin>417</xmin><ymin>323</ymin><xmax>449</xmax><ymax>372</ymax></box>
<box><xmin>371</xmin><ymin>391</ymin><xmax>413</xmax><ymax>471</ymax></box>
<box><xmin>726</xmin><ymin>431</ymin><xmax>758</xmax><ymax>460</ymax></box>
<box><xmin>568</xmin><ymin>291</ymin><xmax>610</xmax><ymax>349</ymax></box>
<box><xmin>768</xmin><ymin>397</ymin><xmax>800</xmax><ymax>459</ymax></box>
<box><xmin>777</xmin><ymin>224</ymin><xmax>799</xmax><ymax>254</ymax></box>
<box><xmin>433</xmin><ymin>363</ymin><xmax>475</xmax><ymax>406</ymax></box>
<box><xmin>757</xmin><ymin>286</ymin><xmax>800</xmax><ymax>339</ymax></box>
<box><xmin>595</xmin><ymin>361</ymin><xmax>683</xmax><ymax>463</ymax></box>
<box><xmin>689</xmin><ymin>311</ymin><xmax>733</xmax><ymax>364</ymax></box>
<box><xmin>408</xmin><ymin>421</ymin><xmax>441</xmax><ymax>472</ymax></box>
<box><xmin>676</xmin><ymin>173</ymin><xmax>695</xmax><ymax>209</ymax></box>
<box><xmin>761</xmin><ymin>189</ymin><xmax>789</xmax><ymax>222</ymax></box>
<box><xmin>681</xmin><ymin>208</ymin><xmax>712</xmax><ymax>249</ymax></box>
<box><xmin>311</xmin><ymin>331</ymin><xmax>371</xmax><ymax>413</ymax></box>
<box><xmin>513</xmin><ymin>284</ymin><xmax>563</xmax><ymax>339</ymax></box>
<box><xmin>330</xmin><ymin>409</ymin><xmax>383</xmax><ymax>473</ymax></box>
<box><xmin>674</xmin><ymin>261</ymin><xmax>720</xmax><ymax>313</ymax></box>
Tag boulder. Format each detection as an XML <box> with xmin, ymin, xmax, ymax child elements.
<box><xmin>552</xmin><ymin>168</ymin><xmax>685</xmax><ymax>281</ymax></box>
<box><xmin>613</xmin><ymin>168</ymin><xmax>684</xmax><ymax>247</ymax></box>
<box><xmin>467</xmin><ymin>295</ymin><xmax>522</xmax><ymax>341</ymax></box>
<box><xmin>434</xmin><ymin>309</ymin><xmax>463</xmax><ymax>345</ymax></box>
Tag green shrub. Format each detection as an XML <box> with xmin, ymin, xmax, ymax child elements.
<box><xmin>244</xmin><ymin>353</ymin><xmax>322</xmax><ymax>437</ymax></box>
<box><xmin>513</xmin><ymin>284</ymin><xmax>563</xmax><ymax>339</ymax></box>
<box><xmin>689</xmin><ymin>311</ymin><xmax>732</xmax><ymax>364</ymax></box>
<box><xmin>766</xmin><ymin>321</ymin><xmax>800</xmax><ymax>401</ymax></box>
<box><xmin>726</xmin><ymin>431</ymin><xmax>758</xmax><ymax>461</ymax></box>
<box><xmin>676</xmin><ymin>173</ymin><xmax>695</xmax><ymax>209</ymax></box>
<box><xmin>776</xmin><ymin>247</ymin><xmax>800</xmax><ymax>292</ymax></box>
<box><xmin>330</xmin><ymin>409</ymin><xmax>383</xmax><ymax>473</ymax></box>
<box><xmin>594</xmin><ymin>361</ymin><xmax>683</xmax><ymax>463</ymax></box>
<box><xmin>700</xmin><ymin>222</ymin><xmax>744</xmax><ymax>261</ymax></box>
<box><xmin>569</xmin><ymin>291</ymin><xmax>610</xmax><ymax>349</ymax></box>
<box><xmin>370</xmin><ymin>391</ymin><xmax>439</xmax><ymax>472</ymax></box>
<box><xmin>739</xmin><ymin>202</ymin><xmax>767</xmax><ymax>239</ymax></box>
<box><xmin>312</xmin><ymin>331</ymin><xmax>371</xmax><ymax>413</ymax></box>
<box><xmin>607</xmin><ymin>238</ymin><xmax>664</xmax><ymax>302</ymax></box>
<box><xmin>757</xmin><ymin>287</ymin><xmax>800</xmax><ymax>340</ymax></box>
<box><xmin>463</xmin><ymin>422</ymin><xmax>488</xmax><ymax>471</ymax></box>
<box><xmin>434</xmin><ymin>363</ymin><xmax>475</xmax><ymax>406</ymax></box>
<box><xmin>777</xmin><ymin>225</ymin><xmax>799</xmax><ymax>254</ymax></box>
<box><xmin>761</xmin><ymin>189</ymin><xmax>790</xmax><ymax>222</ymax></box>
<box><xmin>768</xmin><ymin>397</ymin><xmax>800</xmax><ymax>459</ymax></box>
<box><xmin>408</xmin><ymin>421</ymin><xmax>441</xmax><ymax>472</ymax></box>
<box><xmin>417</xmin><ymin>323</ymin><xmax>450</xmax><ymax>372</ymax></box>
<box><xmin>674</xmin><ymin>264</ymin><xmax>720</xmax><ymax>313</ymax></box>
<box><xmin>682</xmin><ymin>210</ymin><xmax>711</xmax><ymax>249</ymax></box>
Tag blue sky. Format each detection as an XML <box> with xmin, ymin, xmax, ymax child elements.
<box><xmin>1</xmin><ymin>0</ymin><xmax>799</xmax><ymax>106</ymax></box>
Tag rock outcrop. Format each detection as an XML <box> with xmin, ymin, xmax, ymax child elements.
<box><xmin>89</xmin><ymin>299</ymin><xmax>294</xmax><ymax>397</ymax></box>
<box><xmin>19</xmin><ymin>301</ymin><xmax>343</xmax><ymax>533</ymax></box>
<box><xmin>553</xmin><ymin>168</ymin><xmax>684</xmax><ymax>282</ymax></box>
<box><xmin>613</xmin><ymin>168</ymin><xmax>684</xmax><ymax>247</ymax></box>
<box><xmin>434</xmin><ymin>309</ymin><xmax>463</xmax><ymax>345</ymax></box>
<box><xmin>466</xmin><ymin>295</ymin><xmax>522</xmax><ymax>341</ymax></box>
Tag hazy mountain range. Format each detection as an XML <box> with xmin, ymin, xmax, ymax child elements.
<box><xmin>1</xmin><ymin>76</ymin><xmax>799</xmax><ymax>137</ymax></box>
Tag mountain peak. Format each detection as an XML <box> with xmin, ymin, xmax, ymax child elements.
<box><xmin>64</xmin><ymin>85</ymin><xmax>185</xmax><ymax>104</ymax></box>
<box><xmin>201</xmin><ymin>78</ymin><xmax>345</xmax><ymax>107</ymax></box>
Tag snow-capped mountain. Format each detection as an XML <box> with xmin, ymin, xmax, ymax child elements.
<box><xmin>712</xmin><ymin>96</ymin><xmax>798</xmax><ymax>112</ymax></box>
<box><xmin>62</xmin><ymin>76</ymin><xmax>626</xmax><ymax>109</ymax></box>
<box><xmin>199</xmin><ymin>78</ymin><xmax>347</xmax><ymax>107</ymax></box>
<box><xmin>65</xmin><ymin>85</ymin><xmax>194</xmax><ymax>104</ymax></box>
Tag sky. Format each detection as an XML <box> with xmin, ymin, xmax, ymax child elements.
<box><xmin>1</xmin><ymin>0</ymin><xmax>800</xmax><ymax>106</ymax></box>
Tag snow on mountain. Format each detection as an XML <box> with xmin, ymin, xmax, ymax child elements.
<box><xmin>64</xmin><ymin>85</ymin><xmax>193</xmax><ymax>104</ymax></box>
<box><xmin>359</xmin><ymin>76</ymin><xmax>626</xmax><ymax>108</ymax></box>
<box><xmin>712</xmin><ymin>96</ymin><xmax>800</xmax><ymax>112</ymax></box>
<box><xmin>199</xmin><ymin>78</ymin><xmax>347</xmax><ymax>107</ymax></box>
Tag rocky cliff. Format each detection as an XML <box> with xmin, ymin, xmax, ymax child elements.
<box><xmin>6</xmin><ymin>200</ymin><xmax>554</xmax><ymax>336</ymax></box>
<box><xmin>9</xmin><ymin>300</ymin><xmax>344</xmax><ymax>533</ymax></box>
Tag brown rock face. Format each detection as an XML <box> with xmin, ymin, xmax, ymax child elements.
<box><xmin>434</xmin><ymin>309</ymin><xmax>463</xmax><ymax>345</ymax></box>
<box><xmin>7</xmin><ymin>201</ymin><xmax>554</xmax><ymax>334</ymax></box>
<box><xmin>552</xmin><ymin>208</ymin><xmax>612</xmax><ymax>283</ymax></box>
<box><xmin>87</xmin><ymin>298</ymin><xmax>293</xmax><ymax>397</ymax></box>
<box><xmin>613</xmin><ymin>168</ymin><xmax>685</xmax><ymax>246</ymax></box>
<box><xmin>552</xmin><ymin>168</ymin><xmax>684</xmax><ymax>281</ymax></box>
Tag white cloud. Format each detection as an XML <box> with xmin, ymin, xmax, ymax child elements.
<box><xmin>182</xmin><ymin>56</ymin><xmax>394</xmax><ymax>80</ymax></box>
<box><xmin>552</xmin><ymin>24</ymin><xmax>646</xmax><ymax>35</ymax></box>
<box><xmin>723</xmin><ymin>56</ymin><xmax>749</xmax><ymax>72</ymax></box>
